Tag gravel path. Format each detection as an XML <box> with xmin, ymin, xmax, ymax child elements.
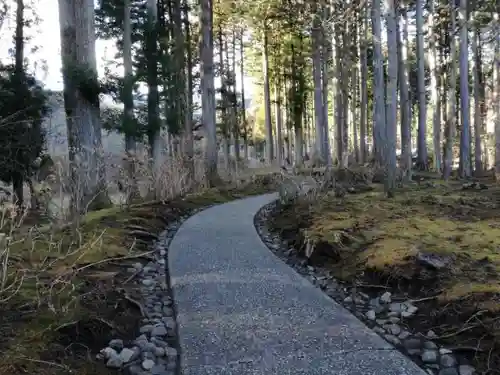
<box><xmin>168</xmin><ymin>194</ymin><xmax>427</xmax><ymax>375</ymax></box>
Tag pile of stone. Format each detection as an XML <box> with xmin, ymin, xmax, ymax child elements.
<box><xmin>255</xmin><ymin>202</ymin><xmax>476</xmax><ymax>375</ymax></box>
<box><xmin>97</xmin><ymin>223</ymin><xmax>184</xmax><ymax>375</ymax></box>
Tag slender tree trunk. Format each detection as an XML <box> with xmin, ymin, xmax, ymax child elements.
<box><xmin>146</xmin><ymin>0</ymin><xmax>162</xmax><ymax>183</ymax></box>
<box><xmin>239</xmin><ymin>29</ymin><xmax>248</xmax><ymax>160</ymax></box>
<box><xmin>416</xmin><ymin>0</ymin><xmax>428</xmax><ymax>169</ymax></box>
<box><xmin>458</xmin><ymin>0</ymin><xmax>471</xmax><ymax>177</ymax></box>
<box><xmin>429</xmin><ymin>0</ymin><xmax>442</xmax><ymax>172</ymax></box>
<box><xmin>385</xmin><ymin>0</ymin><xmax>398</xmax><ymax>196</ymax></box>
<box><xmin>219</xmin><ymin>28</ymin><xmax>230</xmax><ymax>168</ymax></box>
<box><xmin>177</xmin><ymin>0</ymin><xmax>194</xmax><ymax>180</ymax></box>
<box><xmin>359</xmin><ymin>5</ymin><xmax>368</xmax><ymax>164</ymax></box>
<box><xmin>275</xmin><ymin>84</ymin><xmax>283</xmax><ymax>166</ymax></box>
<box><xmin>334</xmin><ymin>25</ymin><xmax>343</xmax><ymax>165</ymax></box>
<box><xmin>123</xmin><ymin>0</ymin><xmax>139</xmax><ymax>202</ymax></box>
<box><xmin>312</xmin><ymin>2</ymin><xmax>325</xmax><ymax>165</ymax></box>
<box><xmin>495</xmin><ymin>9</ymin><xmax>500</xmax><ymax>181</ymax></box>
<box><xmin>443</xmin><ymin>0</ymin><xmax>457</xmax><ymax>179</ymax></box>
<box><xmin>230</xmin><ymin>29</ymin><xmax>240</xmax><ymax>162</ymax></box>
<box><xmin>321</xmin><ymin>4</ymin><xmax>331</xmax><ymax>165</ymax></box>
<box><xmin>398</xmin><ymin>2</ymin><xmax>412</xmax><ymax>180</ymax></box>
<box><xmin>200</xmin><ymin>0</ymin><xmax>219</xmax><ymax>185</ymax></box>
<box><xmin>262</xmin><ymin>27</ymin><xmax>274</xmax><ymax>163</ymax></box>
<box><xmin>371</xmin><ymin>0</ymin><xmax>386</xmax><ymax>165</ymax></box>
<box><xmin>351</xmin><ymin>20</ymin><xmax>359</xmax><ymax>163</ymax></box>
<box><xmin>471</xmin><ymin>18</ymin><xmax>482</xmax><ymax>173</ymax></box>
<box><xmin>13</xmin><ymin>0</ymin><xmax>25</xmax><ymax>207</ymax></box>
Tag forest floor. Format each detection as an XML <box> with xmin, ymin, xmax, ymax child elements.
<box><xmin>270</xmin><ymin>171</ymin><xmax>500</xmax><ymax>374</ymax></box>
<box><xmin>0</xmin><ymin>174</ymin><xmax>278</xmax><ymax>375</ymax></box>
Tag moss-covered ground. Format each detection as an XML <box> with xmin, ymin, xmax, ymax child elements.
<box><xmin>0</xmin><ymin>178</ymin><xmax>277</xmax><ymax>375</ymax></box>
<box><xmin>270</xmin><ymin>172</ymin><xmax>500</xmax><ymax>374</ymax></box>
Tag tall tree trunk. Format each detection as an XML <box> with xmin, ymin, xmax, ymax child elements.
<box><xmin>230</xmin><ymin>30</ymin><xmax>240</xmax><ymax>162</ymax></box>
<box><xmin>385</xmin><ymin>0</ymin><xmax>398</xmax><ymax>196</ymax></box>
<box><xmin>146</xmin><ymin>0</ymin><xmax>162</xmax><ymax>182</ymax></box>
<box><xmin>495</xmin><ymin>8</ymin><xmax>500</xmax><ymax>181</ymax></box>
<box><xmin>13</xmin><ymin>0</ymin><xmax>25</xmax><ymax>207</ymax></box>
<box><xmin>443</xmin><ymin>0</ymin><xmax>457</xmax><ymax>179</ymax></box>
<box><xmin>200</xmin><ymin>0</ymin><xmax>219</xmax><ymax>185</ymax></box>
<box><xmin>398</xmin><ymin>1</ymin><xmax>412</xmax><ymax>180</ymax></box>
<box><xmin>262</xmin><ymin>27</ymin><xmax>274</xmax><ymax>163</ymax></box>
<box><xmin>371</xmin><ymin>0</ymin><xmax>385</xmax><ymax>165</ymax></box>
<box><xmin>471</xmin><ymin>17</ymin><xmax>482</xmax><ymax>173</ymax></box>
<box><xmin>219</xmin><ymin>28</ymin><xmax>230</xmax><ymax>169</ymax></box>
<box><xmin>312</xmin><ymin>0</ymin><xmax>325</xmax><ymax>164</ymax></box>
<box><xmin>123</xmin><ymin>0</ymin><xmax>139</xmax><ymax>202</ymax></box>
<box><xmin>458</xmin><ymin>0</ymin><xmax>471</xmax><ymax>177</ymax></box>
<box><xmin>351</xmin><ymin>20</ymin><xmax>359</xmax><ymax>163</ymax></box>
<box><xmin>359</xmin><ymin>5</ymin><xmax>368</xmax><ymax>164</ymax></box>
<box><xmin>334</xmin><ymin>25</ymin><xmax>343</xmax><ymax>164</ymax></box>
<box><xmin>321</xmin><ymin>4</ymin><xmax>331</xmax><ymax>165</ymax></box>
<box><xmin>178</xmin><ymin>0</ymin><xmax>194</xmax><ymax>180</ymax></box>
<box><xmin>239</xmin><ymin>29</ymin><xmax>248</xmax><ymax>160</ymax></box>
<box><xmin>58</xmin><ymin>0</ymin><xmax>111</xmax><ymax>214</ymax></box>
<box><xmin>416</xmin><ymin>0</ymin><xmax>428</xmax><ymax>169</ymax></box>
<box><xmin>275</xmin><ymin>83</ymin><xmax>283</xmax><ymax>166</ymax></box>
<box><xmin>429</xmin><ymin>0</ymin><xmax>442</xmax><ymax>172</ymax></box>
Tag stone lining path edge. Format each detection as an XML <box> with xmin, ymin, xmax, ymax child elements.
<box><xmin>168</xmin><ymin>193</ymin><xmax>427</xmax><ymax>375</ymax></box>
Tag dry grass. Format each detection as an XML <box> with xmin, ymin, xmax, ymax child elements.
<box><xmin>0</xmin><ymin>150</ymin><xmax>280</xmax><ymax>375</ymax></box>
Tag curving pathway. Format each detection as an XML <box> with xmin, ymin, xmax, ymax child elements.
<box><xmin>168</xmin><ymin>194</ymin><xmax>427</xmax><ymax>375</ymax></box>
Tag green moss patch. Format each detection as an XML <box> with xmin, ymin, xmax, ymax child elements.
<box><xmin>0</xmin><ymin>180</ymin><xmax>276</xmax><ymax>375</ymax></box>
<box><xmin>270</xmin><ymin>175</ymin><xmax>500</xmax><ymax>373</ymax></box>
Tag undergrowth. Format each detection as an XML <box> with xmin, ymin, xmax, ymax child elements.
<box><xmin>0</xmin><ymin>177</ymin><xmax>277</xmax><ymax>375</ymax></box>
<box><xmin>270</xmin><ymin>172</ymin><xmax>500</xmax><ymax>374</ymax></box>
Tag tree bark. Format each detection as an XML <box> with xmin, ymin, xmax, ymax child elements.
<box><xmin>123</xmin><ymin>0</ymin><xmax>139</xmax><ymax>202</ymax></box>
<box><xmin>359</xmin><ymin>5</ymin><xmax>368</xmax><ymax>164</ymax></box>
<box><xmin>398</xmin><ymin>1</ymin><xmax>412</xmax><ymax>180</ymax></box>
<box><xmin>200</xmin><ymin>0</ymin><xmax>219</xmax><ymax>185</ymax></box>
<box><xmin>262</xmin><ymin>27</ymin><xmax>274</xmax><ymax>163</ymax></box>
<box><xmin>416</xmin><ymin>0</ymin><xmax>428</xmax><ymax>169</ymax></box>
<box><xmin>312</xmin><ymin>0</ymin><xmax>325</xmax><ymax>164</ymax></box>
<box><xmin>443</xmin><ymin>0</ymin><xmax>457</xmax><ymax>179</ymax></box>
<box><xmin>58</xmin><ymin>0</ymin><xmax>111</xmax><ymax>214</ymax></box>
<box><xmin>371</xmin><ymin>0</ymin><xmax>386</xmax><ymax>165</ymax></box>
<box><xmin>385</xmin><ymin>0</ymin><xmax>398</xmax><ymax>196</ymax></box>
<box><xmin>458</xmin><ymin>0</ymin><xmax>471</xmax><ymax>177</ymax></box>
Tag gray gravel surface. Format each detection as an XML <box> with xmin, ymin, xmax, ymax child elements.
<box><xmin>168</xmin><ymin>194</ymin><xmax>427</xmax><ymax>375</ymax></box>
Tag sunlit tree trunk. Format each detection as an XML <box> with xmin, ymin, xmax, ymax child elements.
<box><xmin>262</xmin><ymin>27</ymin><xmax>274</xmax><ymax>163</ymax></box>
<box><xmin>458</xmin><ymin>0</ymin><xmax>471</xmax><ymax>177</ymax></box>
<box><xmin>398</xmin><ymin>1</ymin><xmax>411</xmax><ymax>180</ymax></box>
<box><xmin>443</xmin><ymin>0</ymin><xmax>457</xmax><ymax>179</ymax></box>
<box><xmin>429</xmin><ymin>0</ymin><xmax>441</xmax><ymax>172</ymax></box>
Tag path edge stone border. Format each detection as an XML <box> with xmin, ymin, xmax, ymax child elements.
<box><xmin>96</xmin><ymin>207</ymin><xmax>206</xmax><ymax>375</ymax></box>
<box><xmin>254</xmin><ymin>199</ymin><xmax>477</xmax><ymax>375</ymax></box>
